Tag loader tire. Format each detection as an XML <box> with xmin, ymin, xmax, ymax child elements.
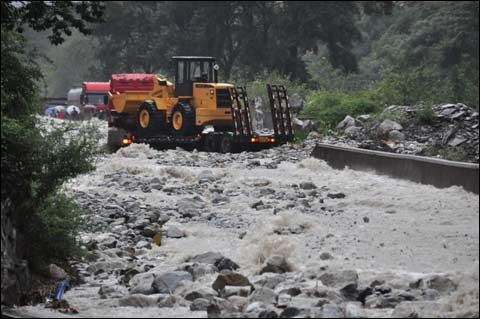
<box><xmin>170</xmin><ymin>103</ymin><xmax>195</xmax><ymax>136</ymax></box>
<box><xmin>137</xmin><ymin>100</ymin><xmax>165</xmax><ymax>137</ymax></box>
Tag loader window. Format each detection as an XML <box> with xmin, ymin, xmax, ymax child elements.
<box><xmin>177</xmin><ymin>61</ymin><xmax>185</xmax><ymax>84</ymax></box>
<box><xmin>190</xmin><ymin>61</ymin><xmax>202</xmax><ymax>80</ymax></box>
<box><xmin>203</xmin><ymin>61</ymin><xmax>212</xmax><ymax>81</ymax></box>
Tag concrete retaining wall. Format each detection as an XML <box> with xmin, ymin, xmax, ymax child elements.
<box><xmin>311</xmin><ymin>143</ymin><xmax>479</xmax><ymax>194</ymax></box>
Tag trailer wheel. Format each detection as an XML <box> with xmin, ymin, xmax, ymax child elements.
<box><xmin>218</xmin><ymin>135</ymin><xmax>233</xmax><ymax>154</ymax></box>
<box><xmin>137</xmin><ymin>100</ymin><xmax>165</xmax><ymax>136</ymax></box>
<box><xmin>204</xmin><ymin>134</ymin><xmax>217</xmax><ymax>152</ymax></box>
<box><xmin>170</xmin><ymin>103</ymin><xmax>195</xmax><ymax>136</ymax></box>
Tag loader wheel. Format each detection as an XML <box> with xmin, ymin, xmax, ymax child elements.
<box><xmin>170</xmin><ymin>103</ymin><xmax>195</xmax><ymax>136</ymax></box>
<box><xmin>137</xmin><ymin>100</ymin><xmax>165</xmax><ymax>137</ymax></box>
<box><xmin>218</xmin><ymin>135</ymin><xmax>233</xmax><ymax>154</ymax></box>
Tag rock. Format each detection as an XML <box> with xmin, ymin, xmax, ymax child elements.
<box><xmin>129</xmin><ymin>272</ymin><xmax>156</xmax><ymax>295</ymax></box>
<box><xmin>320</xmin><ymin>252</ymin><xmax>333</xmax><ymax>260</ymax></box>
<box><xmin>221</xmin><ymin>285</ymin><xmax>252</xmax><ymax>298</ymax></box>
<box><xmin>87</xmin><ymin>260</ymin><xmax>126</xmax><ymax>274</ymax></box>
<box><xmin>299</xmin><ymin>182</ymin><xmax>317</xmax><ymax>190</ymax></box>
<box><xmin>249</xmin><ymin>287</ymin><xmax>277</xmax><ymax>304</ymax></box>
<box><xmin>418</xmin><ymin>275</ymin><xmax>457</xmax><ymax>293</ymax></box>
<box><xmin>251</xmin><ymin>200</ymin><xmax>264</xmax><ymax>209</ymax></box>
<box><xmin>260</xmin><ymin>255</ymin><xmax>292</xmax><ymax>274</ymax></box>
<box><xmin>277</xmin><ymin>293</ymin><xmax>292</xmax><ymax>307</ymax></box>
<box><xmin>184</xmin><ymin>287</ymin><xmax>217</xmax><ymax>301</ymax></box>
<box><xmin>166</xmin><ymin>226</ymin><xmax>185</xmax><ymax>238</ymax></box>
<box><xmin>322</xmin><ymin>304</ymin><xmax>343</xmax><ymax>318</ymax></box>
<box><xmin>152</xmin><ymin>271</ymin><xmax>193</xmax><ymax>294</ymax></box>
<box><xmin>118</xmin><ymin>294</ymin><xmax>161</xmax><ymax>307</ymax></box>
<box><xmin>135</xmin><ymin>240</ymin><xmax>152</xmax><ymax>250</ymax></box>
<box><xmin>318</xmin><ymin>270</ymin><xmax>359</xmax><ymax>288</ymax></box>
<box><xmin>48</xmin><ymin>264</ymin><xmax>67</xmax><ymax>280</ymax></box>
<box><xmin>390</xmin><ymin>302</ymin><xmax>419</xmax><ymax>318</ymax></box>
<box><xmin>212</xmin><ymin>271</ymin><xmax>251</xmax><ymax>292</ymax></box>
<box><xmin>340</xmin><ymin>283</ymin><xmax>359</xmax><ymax>300</ymax></box>
<box><xmin>142</xmin><ymin>226</ymin><xmax>157</xmax><ymax>238</ymax></box>
<box><xmin>228</xmin><ymin>296</ymin><xmax>249</xmax><ymax>312</ymax></box>
<box><xmin>388</xmin><ymin>130</ymin><xmax>405</xmax><ymax>142</ymax></box>
<box><xmin>288</xmin><ymin>297</ymin><xmax>318</xmax><ymax>309</ymax></box>
<box><xmin>188</xmin><ymin>252</ymin><xmax>224</xmax><ymax>265</ymax></box>
<box><xmin>246</xmin><ymin>301</ymin><xmax>266</xmax><ymax>313</ymax></box>
<box><xmin>157</xmin><ymin>215</ymin><xmax>170</xmax><ymax>226</ymax></box>
<box><xmin>280</xmin><ymin>307</ymin><xmax>301</xmax><ymax>318</ymax></box>
<box><xmin>98</xmin><ymin>284</ymin><xmax>127</xmax><ymax>299</ymax></box>
<box><xmin>345</xmin><ymin>126</ymin><xmax>363</xmax><ymax>138</ymax></box>
<box><xmin>215</xmin><ymin>257</ymin><xmax>240</xmax><ymax>271</ymax></box>
<box><xmin>448</xmin><ymin>137</ymin><xmax>467</xmax><ymax>147</ymax></box>
<box><xmin>198</xmin><ymin>170</ymin><xmax>217</xmax><ymax>183</ymax></box>
<box><xmin>177</xmin><ymin>262</ymin><xmax>217</xmax><ymax>280</ymax></box>
<box><xmin>190</xmin><ymin>298</ymin><xmax>210</xmax><ymax>311</ymax></box>
<box><xmin>250</xmin><ymin>273</ymin><xmax>286</xmax><ymax>289</ymax></box>
<box><xmin>393</xmin><ymin>301</ymin><xmax>453</xmax><ymax>318</ymax></box>
<box><xmin>451</xmin><ymin>111</ymin><xmax>465</xmax><ymax>120</ymax></box>
<box><xmin>344</xmin><ymin>302</ymin><xmax>365</xmax><ymax>318</ymax></box>
<box><xmin>356</xmin><ymin>114</ymin><xmax>371</xmax><ymax>122</ymax></box>
<box><xmin>337</xmin><ymin>116</ymin><xmax>356</xmax><ymax>130</ymax></box>
<box><xmin>422</xmin><ymin>289</ymin><xmax>439</xmax><ymax>301</ymax></box>
<box><xmin>378</xmin><ymin>120</ymin><xmax>403</xmax><ymax>137</ymax></box>
<box><xmin>327</xmin><ymin>192</ymin><xmax>346</xmax><ymax>199</ymax></box>
<box><xmin>158</xmin><ymin>295</ymin><xmax>177</xmax><ymax>308</ymax></box>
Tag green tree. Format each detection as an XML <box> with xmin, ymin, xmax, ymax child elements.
<box><xmin>1</xmin><ymin>1</ymin><xmax>105</xmax><ymax>290</ymax></box>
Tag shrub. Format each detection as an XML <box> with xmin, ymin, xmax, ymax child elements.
<box><xmin>302</xmin><ymin>90</ymin><xmax>380</xmax><ymax>132</ymax></box>
<box><xmin>27</xmin><ymin>193</ymin><xmax>86</xmax><ymax>269</ymax></box>
<box><xmin>233</xmin><ymin>71</ymin><xmax>311</xmax><ymax>112</ymax></box>
<box><xmin>416</xmin><ymin>103</ymin><xmax>435</xmax><ymax>124</ymax></box>
<box><xmin>293</xmin><ymin>129</ymin><xmax>309</xmax><ymax>144</ymax></box>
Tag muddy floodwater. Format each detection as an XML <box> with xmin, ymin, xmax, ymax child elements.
<box><xmin>13</xmin><ymin>119</ymin><xmax>479</xmax><ymax>318</ymax></box>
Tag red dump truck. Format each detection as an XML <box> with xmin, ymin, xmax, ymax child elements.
<box><xmin>81</xmin><ymin>82</ymin><xmax>110</xmax><ymax>119</ymax></box>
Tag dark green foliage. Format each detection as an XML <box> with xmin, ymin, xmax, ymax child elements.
<box><xmin>1</xmin><ymin>30</ymin><xmax>42</xmax><ymax>119</ymax></box>
<box><xmin>2</xmin><ymin>5</ymin><xmax>103</xmax><ymax>268</ymax></box>
<box><xmin>416</xmin><ymin>103</ymin><xmax>435</xmax><ymax>125</ymax></box>
<box><xmin>303</xmin><ymin>91</ymin><xmax>380</xmax><ymax>131</ymax></box>
<box><xmin>28</xmin><ymin>193</ymin><xmax>86</xmax><ymax>269</ymax></box>
<box><xmin>305</xmin><ymin>1</ymin><xmax>479</xmax><ymax>109</ymax></box>
<box><xmin>91</xmin><ymin>1</ymin><xmax>366</xmax><ymax>81</ymax></box>
<box><xmin>1</xmin><ymin>1</ymin><xmax>105</xmax><ymax>45</ymax></box>
<box><xmin>293</xmin><ymin>129</ymin><xmax>310</xmax><ymax>144</ymax></box>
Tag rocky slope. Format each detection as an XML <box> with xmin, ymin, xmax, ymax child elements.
<box><xmin>322</xmin><ymin>103</ymin><xmax>479</xmax><ymax>163</ymax></box>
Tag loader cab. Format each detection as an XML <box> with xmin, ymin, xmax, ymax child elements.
<box><xmin>173</xmin><ymin>56</ymin><xmax>217</xmax><ymax>97</ymax></box>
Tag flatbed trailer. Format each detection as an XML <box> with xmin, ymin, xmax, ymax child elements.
<box><xmin>108</xmin><ymin>84</ymin><xmax>294</xmax><ymax>153</ymax></box>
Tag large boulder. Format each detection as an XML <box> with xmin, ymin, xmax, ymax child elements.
<box><xmin>377</xmin><ymin>120</ymin><xmax>403</xmax><ymax>138</ymax></box>
<box><xmin>337</xmin><ymin>115</ymin><xmax>356</xmax><ymax>130</ymax></box>
<box><xmin>152</xmin><ymin>271</ymin><xmax>193</xmax><ymax>294</ymax></box>
<box><xmin>129</xmin><ymin>272</ymin><xmax>156</xmax><ymax>295</ymax></box>
<box><xmin>48</xmin><ymin>264</ymin><xmax>67</xmax><ymax>280</ymax></box>
<box><xmin>212</xmin><ymin>271</ymin><xmax>251</xmax><ymax>292</ymax></box>
<box><xmin>260</xmin><ymin>255</ymin><xmax>292</xmax><ymax>274</ymax></box>
<box><xmin>177</xmin><ymin>262</ymin><xmax>217</xmax><ymax>280</ymax></box>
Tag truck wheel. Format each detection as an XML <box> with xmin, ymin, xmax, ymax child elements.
<box><xmin>204</xmin><ymin>134</ymin><xmax>217</xmax><ymax>152</ymax></box>
<box><xmin>218</xmin><ymin>135</ymin><xmax>233</xmax><ymax>154</ymax></box>
<box><xmin>137</xmin><ymin>100</ymin><xmax>165</xmax><ymax>136</ymax></box>
<box><xmin>170</xmin><ymin>103</ymin><xmax>195</xmax><ymax>136</ymax></box>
